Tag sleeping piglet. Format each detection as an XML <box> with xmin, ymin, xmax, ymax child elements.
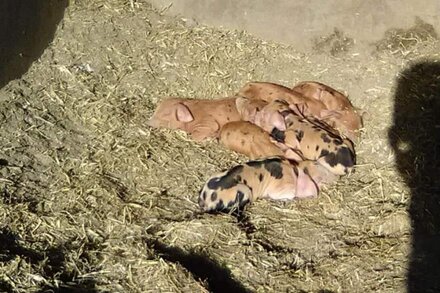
<box><xmin>219</xmin><ymin>121</ymin><xmax>285</xmax><ymax>160</ymax></box>
<box><xmin>237</xmin><ymin>98</ymin><xmax>356</xmax><ymax>175</ymax></box>
<box><xmin>292</xmin><ymin>81</ymin><xmax>363</xmax><ymax>142</ymax></box>
<box><xmin>238</xmin><ymin>81</ymin><xmax>327</xmax><ymax>119</ymax></box>
<box><xmin>218</xmin><ymin>119</ymin><xmax>338</xmax><ymax>186</ymax></box>
<box><xmin>147</xmin><ymin>97</ymin><xmax>241</xmax><ymax>141</ymax></box>
<box><xmin>198</xmin><ymin>157</ymin><xmax>319</xmax><ymax>212</ymax></box>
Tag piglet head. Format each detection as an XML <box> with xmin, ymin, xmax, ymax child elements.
<box><xmin>298</xmin><ymin>160</ymin><xmax>339</xmax><ymax>187</ymax></box>
<box><xmin>199</xmin><ymin>170</ymin><xmax>253</xmax><ymax>212</ymax></box>
<box><xmin>235</xmin><ymin>96</ymin><xmax>267</xmax><ymax>123</ymax></box>
<box><xmin>147</xmin><ymin>98</ymin><xmax>194</xmax><ymax>130</ymax></box>
<box><xmin>254</xmin><ymin>105</ymin><xmax>287</xmax><ymax>133</ymax></box>
<box><xmin>320</xmin><ymin>109</ymin><xmax>363</xmax><ymax>142</ymax></box>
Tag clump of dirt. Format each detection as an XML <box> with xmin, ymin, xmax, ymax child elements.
<box><xmin>375</xmin><ymin>17</ymin><xmax>438</xmax><ymax>55</ymax></box>
<box><xmin>0</xmin><ymin>0</ymin><xmax>439</xmax><ymax>292</ymax></box>
<box><xmin>313</xmin><ymin>28</ymin><xmax>355</xmax><ymax>56</ymax></box>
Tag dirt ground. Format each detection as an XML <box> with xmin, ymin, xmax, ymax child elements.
<box><xmin>1</xmin><ymin>1</ymin><xmax>439</xmax><ymax>292</ymax></box>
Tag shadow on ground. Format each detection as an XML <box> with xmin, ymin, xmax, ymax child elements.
<box><xmin>0</xmin><ymin>227</ymin><xmax>98</xmax><ymax>292</ymax></box>
<box><xmin>389</xmin><ymin>60</ymin><xmax>440</xmax><ymax>292</ymax></box>
<box><xmin>147</xmin><ymin>238</ymin><xmax>251</xmax><ymax>293</ymax></box>
<box><xmin>0</xmin><ymin>0</ymin><xmax>68</xmax><ymax>88</ymax></box>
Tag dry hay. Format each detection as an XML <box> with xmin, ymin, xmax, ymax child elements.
<box><xmin>1</xmin><ymin>0</ymin><xmax>439</xmax><ymax>292</ymax></box>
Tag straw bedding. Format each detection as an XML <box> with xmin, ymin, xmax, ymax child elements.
<box><xmin>0</xmin><ymin>0</ymin><xmax>439</xmax><ymax>292</ymax></box>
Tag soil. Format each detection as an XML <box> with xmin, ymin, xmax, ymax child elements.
<box><xmin>0</xmin><ymin>1</ymin><xmax>439</xmax><ymax>292</ymax></box>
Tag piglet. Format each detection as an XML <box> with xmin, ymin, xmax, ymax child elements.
<box><xmin>292</xmin><ymin>81</ymin><xmax>363</xmax><ymax>142</ymax></box>
<box><xmin>198</xmin><ymin>157</ymin><xmax>318</xmax><ymax>212</ymax></box>
<box><xmin>219</xmin><ymin>121</ymin><xmax>285</xmax><ymax>160</ymax></box>
<box><xmin>238</xmin><ymin>81</ymin><xmax>327</xmax><ymax>119</ymax></box>
<box><xmin>147</xmin><ymin>97</ymin><xmax>241</xmax><ymax>141</ymax></box>
<box><xmin>239</xmin><ymin>98</ymin><xmax>356</xmax><ymax>175</ymax></box>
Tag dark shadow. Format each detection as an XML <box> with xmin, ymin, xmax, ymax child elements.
<box><xmin>0</xmin><ymin>280</ymin><xmax>14</xmax><ymax>293</ymax></box>
<box><xmin>1</xmin><ymin>183</ymin><xmax>40</xmax><ymax>214</ymax></box>
<box><xmin>0</xmin><ymin>0</ymin><xmax>68</xmax><ymax>88</ymax></box>
<box><xmin>0</xmin><ymin>227</ymin><xmax>98</xmax><ymax>293</ymax></box>
<box><xmin>389</xmin><ymin>60</ymin><xmax>440</xmax><ymax>292</ymax></box>
<box><xmin>37</xmin><ymin>280</ymin><xmax>98</xmax><ymax>293</ymax></box>
<box><xmin>0</xmin><ymin>226</ymin><xmax>44</xmax><ymax>263</ymax></box>
<box><xmin>146</xmin><ymin>238</ymin><xmax>251</xmax><ymax>293</ymax></box>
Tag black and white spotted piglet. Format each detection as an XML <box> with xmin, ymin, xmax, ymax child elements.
<box><xmin>198</xmin><ymin>157</ymin><xmax>323</xmax><ymax>212</ymax></box>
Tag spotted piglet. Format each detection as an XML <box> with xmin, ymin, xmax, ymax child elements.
<box><xmin>198</xmin><ymin>157</ymin><xmax>318</xmax><ymax>212</ymax></box>
<box><xmin>238</xmin><ymin>98</ymin><xmax>356</xmax><ymax>176</ymax></box>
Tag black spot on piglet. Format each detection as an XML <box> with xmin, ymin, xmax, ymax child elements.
<box><xmin>295</xmin><ymin>130</ymin><xmax>304</xmax><ymax>142</ymax></box>
<box><xmin>333</xmin><ymin>138</ymin><xmax>343</xmax><ymax>145</ymax></box>
<box><xmin>324</xmin><ymin>146</ymin><xmax>355</xmax><ymax>171</ymax></box>
<box><xmin>247</xmin><ymin>160</ymin><xmax>263</xmax><ymax>168</ymax></box>
<box><xmin>207</xmin><ymin>165</ymin><xmax>244</xmax><ymax>190</ymax></box>
<box><xmin>214</xmin><ymin>200</ymin><xmax>225</xmax><ymax>211</ymax></box>
<box><xmin>263</xmin><ymin>159</ymin><xmax>283</xmax><ymax>179</ymax></box>
<box><xmin>236</xmin><ymin>191</ymin><xmax>245</xmax><ymax>205</ymax></box>
<box><xmin>207</xmin><ymin>177</ymin><xmax>221</xmax><ymax>190</ymax></box>
<box><xmin>271</xmin><ymin>128</ymin><xmax>286</xmax><ymax>143</ymax></box>
<box><xmin>321</xmin><ymin>133</ymin><xmax>331</xmax><ymax>143</ymax></box>
<box><xmin>320</xmin><ymin>149</ymin><xmax>330</xmax><ymax>157</ymax></box>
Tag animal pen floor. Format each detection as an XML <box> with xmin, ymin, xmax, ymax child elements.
<box><xmin>1</xmin><ymin>1</ymin><xmax>440</xmax><ymax>292</ymax></box>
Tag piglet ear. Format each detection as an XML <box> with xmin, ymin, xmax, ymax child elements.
<box><xmin>296</xmin><ymin>168</ymin><xmax>318</xmax><ymax>198</ymax></box>
<box><xmin>235</xmin><ymin>97</ymin><xmax>258</xmax><ymax>122</ymax></box>
<box><xmin>356</xmin><ymin>108</ymin><xmax>368</xmax><ymax>120</ymax></box>
<box><xmin>270</xmin><ymin>112</ymin><xmax>286</xmax><ymax>131</ymax></box>
<box><xmin>176</xmin><ymin>103</ymin><xmax>194</xmax><ymax>122</ymax></box>
<box><xmin>289</xmin><ymin>103</ymin><xmax>305</xmax><ymax>116</ymax></box>
<box><xmin>235</xmin><ymin>97</ymin><xmax>247</xmax><ymax>112</ymax></box>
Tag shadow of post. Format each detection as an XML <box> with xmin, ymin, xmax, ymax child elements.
<box><xmin>389</xmin><ymin>60</ymin><xmax>440</xmax><ymax>292</ymax></box>
<box><xmin>0</xmin><ymin>0</ymin><xmax>68</xmax><ymax>88</ymax></box>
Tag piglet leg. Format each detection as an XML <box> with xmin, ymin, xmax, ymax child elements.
<box><xmin>190</xmin><ymin>120</ymin><xmax>220</xmax><ymax>141</ymax></box>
